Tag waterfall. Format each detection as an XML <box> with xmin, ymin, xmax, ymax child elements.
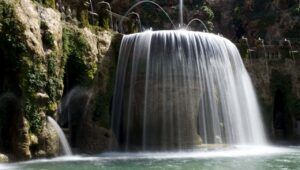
<box><xmin>47</xmin><ymin>116</ymin><xmax>72</xmax><ymax>155</ymax></box>
<box><xmin>112</xmin><ymin>30</ymin><xmax>267</xmax><ymax>150</ymax></box>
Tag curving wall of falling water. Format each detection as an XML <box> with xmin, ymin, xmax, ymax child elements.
<box><xmin>111</xmin><ymin>30</ymin><xmax>267</xmax><ymax>150</ymax></box>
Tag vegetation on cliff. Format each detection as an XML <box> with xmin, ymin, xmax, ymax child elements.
<box><xmin>0</xmin><ymin>0</ymin><xmax>119</xmax><ymax>160</ymax></box>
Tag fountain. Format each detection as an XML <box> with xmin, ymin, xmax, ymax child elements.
<box><xmin>2</xmin><ymin>1</ymin><xmax>300</xmax><ymax>169</ymax></box>
<box><xmin>47</xmin><ymin>116</ymin><xmax>72</xmax><ymax>155</ymax></box>
<box><xmin>179</xmin><ymin>0</ymin><xmax>183</xmax><ymax>27</ymax></box>
<box><xmin>109</xmin><ymin>0</ymin><xmax>267</xmax><ymax>152</ymax></box>
<box><xmin>111</xmin><ymin>30</ymin><xmax>267</xmax><ymax>150</ymax></box>
<box><xmin>119</xmin><ymin>0</ymin><xmax>175</xmax><ymax>32</ymax></box>
<box><xmin>107</xmin><ymin>0</ymin><xmax>268</xmax><ymax>151</ymax></box>
<box><xmin>186</xmin><ymin>18</ymin><xmax>209</xmax><ymax>32</ymax></box>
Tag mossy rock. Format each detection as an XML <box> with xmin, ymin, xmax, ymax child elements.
<box><xmin>62</xmin><ymin>25</ymin><xmax>96</xmax><ymax>88</ymax></box>
<box><xmin>92</xmin><ymin>33</ymin><xmax>122</xmax><ymax>128</ymax></box>
<box><xmin>34</xmin><ymin>0</ymin><xmax>56</xmax><ymax>9</ymax></box>
<box><xmin>0</xmin><ymin>0</ymin><xmax>64</xmax><ymax>135</ymax></box>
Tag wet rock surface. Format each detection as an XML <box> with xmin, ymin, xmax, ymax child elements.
<box><xmin>0</xmin><ymin>153</ymin><xmax>9</xmax><ymax>163</ymax></box>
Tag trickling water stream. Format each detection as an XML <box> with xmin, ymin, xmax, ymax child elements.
<box><xmin>47</xmin><ymin>116</ymin><xmax>72</xmax><ymax>155</ymax></box>
<box><xmin>111</xmin><ymin>30</ymin><xmax>267</xmax><ymax>150</ymax></box>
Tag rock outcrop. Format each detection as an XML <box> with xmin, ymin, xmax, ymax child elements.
<box><xmin>244</xmin><ymin>56</ymin><xmax>300</xmax><ymax>142</ymax></box>
<box><xmin>0</xmin><ymin>153</ymin><xmax>9</xmax><ymax>163</ymax></box>
<box><xmin>76</xmin><ymin>119</ymin><xmax>117</xmax><ymax>154</ymax></box>
<box><xmin>0</xmin><ymin>0</ymin><xmax>120</xmax><ymax>160</ymax></box>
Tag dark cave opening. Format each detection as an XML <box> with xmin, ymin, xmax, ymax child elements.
<box><xmin>0</xmin><ymin>44</ymin><xmax>21</xmax><ymax>153</ymax></box>
<box><xmin>60</xmin><ymin>56</ymin><xmax>90</xmax><ymax>147</ymax></box>
<box><xmin>273</xmin><ymin>89</ymin><xmax>287</xmax><ymax>138</ymax></box>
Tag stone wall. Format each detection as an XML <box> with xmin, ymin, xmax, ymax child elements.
<box><xmin>243</xmin><ymin>54</ymin><xmax>300</xmax><ymax>143</ymax></box>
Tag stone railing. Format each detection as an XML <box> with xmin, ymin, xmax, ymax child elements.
<box><xmin>236</xmin><ymin>37</ymin><xmax>300</xmax><ymax>60</ymax></box>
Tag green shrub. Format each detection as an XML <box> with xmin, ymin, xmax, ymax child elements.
<box><xmin>201</xmin><ymin>5</ymin><xmax>214</xmax><ymax>21</ymax></box>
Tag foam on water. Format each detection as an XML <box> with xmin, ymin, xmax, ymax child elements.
<box><xmin>0</xmin><ymin>146</ymin><xmax>297</xmax><ymax>169</ymax></box>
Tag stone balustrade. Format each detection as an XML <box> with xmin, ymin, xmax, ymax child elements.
<box><xmin>236</xmin><ymin>37</ymin><xmax>300</xmax><ymax>60</ymax></box>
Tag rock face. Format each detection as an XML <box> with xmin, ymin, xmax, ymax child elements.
<box><xmin>0</xmin><ymin>0</ymin><xmax>63</xmax><ymax>160</ymax></box>
<box><xmin>244</xmin><ymin>57</ymin><xmax>300</xmax><ymax>142</ymax></box>
<box><xmin>0</xmin><ymin>93</ymin><xmax>31</xmax><ymax>160</ymax></box>
<box><xmin>58</xmin><ymin>29</ymin><xmax>122</xmax><ymax>153</ymax></box>
<box><xmin>11</xmin><ymin>118</ymin><xmax>31</xmax><ymax>160</ymax></box>
<box><xmin>76</xmin><ymin>119</ymin><xmax>117</xmax><ymax>154</ymax></box>
<box><xmin>34</xmin><ymin>120</ymin><xmax>60</xmax><ymax>158</ymax></box>
<box><xmin>0</xmin><ymin>153</ymin><xmax>9</xmax><ymax>163</ymax></box>
<box><xmin>0</xmin><ymin>0</ymin><xmax>120</xmax><ymax>160</ymax></box>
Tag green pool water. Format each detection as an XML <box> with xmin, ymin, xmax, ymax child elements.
<box><xmin>1</xmin><ymin>146</ymin><xmax>300</xmax><ymax>170</ymax></box>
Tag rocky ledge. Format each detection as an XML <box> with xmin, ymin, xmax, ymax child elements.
<box><xmin>0</xmin><ymin>0</ymin><xmax>121</xmax><ymax>161</ymax></box>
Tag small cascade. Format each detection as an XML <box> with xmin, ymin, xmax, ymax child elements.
<box><xmin>47</xmin><ymin>116</ymin><xmax>72</xmax><ymax>155</ymax></box>
<box><xmin>111</xmin><ymin>30</ymin><xmax>267</xmax><ymax>150</ymax></box>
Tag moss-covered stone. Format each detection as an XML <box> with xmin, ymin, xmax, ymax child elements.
<box><xmin>0</xmin><ymin>0</ymin><xmax>64</xmax><ymax>159</ymax></box>
<box><xmin>0</xmin><ymin>0</ymin><xmax>120</xmax><ymax>160</ymax></box>
<box><xmin>42</xmin><ymin>31</ymin><xmax>55</xmax><ymax>48</ymax></box>
<box><xmin>34</xmin><ymin>0</ymin><xmax>55</xmax><ymax>9</ymax></box>
<box><xmin>0</xmin><ymin>0</ymin><xmax>25</xmax><ymax>96</ymax></box>
<box><xmin>62</xmin><ymin>26</ymin><xmax>95</xmax><ymax>88</ymax></box>
<box><xmin>42</xmin><ymin>0</ymin><xmax>55</xmax><ymax>9</ymax></box>
<box><xmin>0</xmin><ymin>0</ymin><xmax>26</xmax><ymax>51</ymax></box>
<box><xmin>0</xmin><ymin>0</ymin><xmax>42</xmax><ymax>134</ymax></box>
<box><xmin>79</xmin><ymin>10</ymin><xmax>90</xmax><ymax>28</ymax></box>
<box><xmin>92</xmin><ymin>33</ymin><xmax>122</xmax><ymax>128</ymax></box>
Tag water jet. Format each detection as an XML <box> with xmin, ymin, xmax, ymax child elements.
<box><xmin>119</xmin><ymin>0</ymin><xmax>175</xmax><ymax>32</ymax></box>
<box><xmin>186</xmin><ymin>18</ymin><xmax>209</xmax><ymax>32</ymax></box>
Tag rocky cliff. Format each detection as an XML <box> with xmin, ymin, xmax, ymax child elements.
<box><xmin>0</xmin><ymin>0</ymin><xmax>119</xmax><ymax>161</ymax></box>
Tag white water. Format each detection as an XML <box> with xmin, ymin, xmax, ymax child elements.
<box><xmin>112</xmin><ymin>30</ymin><xmax>267</xmax><ymax>150</ymax></box>
<box><xmin>1</xmin><ymin>146</ymin><xmax>299</xmax><ymax>170</ymax></box>
<box><xmin>1</xmin><ymin>146</ymin><xmax>294</xmax><ymax>164</ymax></box>
<box><xmin>47</xmin><ymin>116</ymin><xmax>72</xmax><ymax>155</ymax></box>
